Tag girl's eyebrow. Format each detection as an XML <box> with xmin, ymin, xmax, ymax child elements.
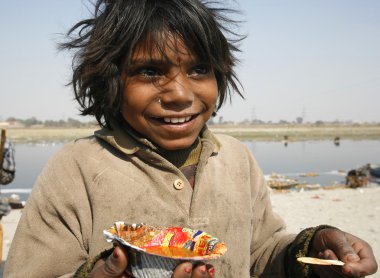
<box><xmin>129</xmin><ymin>55</ymin><xmax>202</xmax><ymax>68</ymax></box>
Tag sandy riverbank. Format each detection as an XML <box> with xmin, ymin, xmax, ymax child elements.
<box><xmin>271</xmin><ymin>187</ymin><xmax>380</xmax><ymax>277</ymax></box>
<box><xmin>1</xmin><ymin>187</ymin><xmax>379</xmax><ymax>277</ymax></box>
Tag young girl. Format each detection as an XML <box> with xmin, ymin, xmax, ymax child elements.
<box><xmin>5</xmin><ymin>1</ymin><xmax>377</xmax><ymax>277</ymax></box>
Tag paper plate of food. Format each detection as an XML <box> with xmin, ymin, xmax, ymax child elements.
<box><xmin>103</xmin><ymin>222</ymin><xmax>227</xmax><ymax>278</ymax></box>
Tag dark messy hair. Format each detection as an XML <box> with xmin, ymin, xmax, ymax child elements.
<box><xmin>59</xmin><ymin>0</ymin><xmax>244</xmax><ymax>128</ymax></box>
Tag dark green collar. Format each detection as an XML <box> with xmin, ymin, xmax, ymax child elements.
<box><xmin>159</xmin><ymin>138</ymin><xmax>202</xmax><ymax>169</ymax></box>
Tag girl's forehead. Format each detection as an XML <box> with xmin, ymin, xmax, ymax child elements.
<box><xmin>131</xmin><ymin>34</ymin><xmax>197</xmax><ymax>63</ymax></box>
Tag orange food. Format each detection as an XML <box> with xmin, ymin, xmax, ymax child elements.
<box><xmin>104</xmin><ymin>222</ymin><xmax>227</xmax><ymax>260</ymax></box>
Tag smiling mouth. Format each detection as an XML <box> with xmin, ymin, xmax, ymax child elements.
<box><xmin>153</xmin><ymin>115</ymin><xmax>195</xmax><ymax>124</ymax></box>
<box><xmin>163</xmin><ymin>116</ymin><xmax>192</xmax><ymax>124</ymax></box>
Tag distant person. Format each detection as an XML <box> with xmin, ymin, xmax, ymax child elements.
<box><xmin>0</xmin><ymin>129</ymin><xmax>15</xmax><ymax>264</ymax></box>
<box><xmin>4</xmin><ymin>1</ymin><xmax>378</xmax><ymax>277</ymax></box>
<box><xmin>334</xmin><ymin>136</ymin><xmax>340</xmax><ymax>146</ymax></box>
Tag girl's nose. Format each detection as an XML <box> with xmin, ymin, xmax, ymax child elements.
<box><xmin>159</xmin><ymin>72</ymin><xmax>194</xmax><ymax>109</ymax></box>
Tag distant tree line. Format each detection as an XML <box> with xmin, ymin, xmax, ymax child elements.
<box><xmin>4</xmin><ymin>117</ymin><xmax>97</xmax><ymax>128</ymax></box>
<box><xmin>2</xmin><ymin>116</ymin><xmax>379</xmax><ymax>128</ymax></box>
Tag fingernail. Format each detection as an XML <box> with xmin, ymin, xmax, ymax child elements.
<box><xmin>208</xmin><ymin>267</ymin><xmax>215</xmax><ymax>277</ymax></box>
<box><xmin>113</xmin><ymin>248</ymin><xmax>119</xmax><ymax>259</ymax></box>
<box><xmin>342</xmin><ymin>267</ymin><xmax>352</xmax><ymax>275</ymax></box>
<box><xmin>199</xmin><ymin>265</ymin><xmax>207</xmax><ymax>274</ymax></box>
<box><xmin>184</xmin><ymin>266</ymin><xmax>192</xmax><ymax>274</ymax></box>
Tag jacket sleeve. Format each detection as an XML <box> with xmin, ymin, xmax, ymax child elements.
<box><xmin>4</xmin><ymin>148</ymin><xmax>93</xmax><ymax>277</ymax></box>
<box><xmin>246</xmin><ymin>148</ymin><xmax>334</xmax><ymax>278</ymax></box>
<box><xmin>74</xmin><ymin>248</ymin><xmax>114</xmax><ymax>278</ymax></box>
<box><xmin>246</xmin><ymin>148</ymin><xmax>295</xmax><ymax>277</ymax></box>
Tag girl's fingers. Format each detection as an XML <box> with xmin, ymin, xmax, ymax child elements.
<box><xmin>172</xmin><ymin>262</ymin><xmax>215</xmax><ymax>278</ymax></box>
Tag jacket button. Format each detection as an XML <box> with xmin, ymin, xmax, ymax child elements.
<box><xmin>173</xmin><ymin>179</ymin><xmax>184</xmax><ymax>190</ymax></box>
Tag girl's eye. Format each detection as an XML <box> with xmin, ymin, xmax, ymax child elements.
<box><xmin>129</xmin><ymin>66</ymin><xmax>163</xmax><ymax>81</ymax></box>
<box><xmin>138</xmin><ymin>67</ymin><xmax>162</xmax><ymax>78</ymax></box>
<box><xmin>189</xmin><ymin>64</ymin><xmax>210</xmax><ymax>77</ymax></box>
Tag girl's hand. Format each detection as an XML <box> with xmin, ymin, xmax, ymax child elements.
<box><xmin>310</xmin><ymin>228</ymin><xmax>378</xmax><ymax>277</ymax></box>
<box><xmin>172</xmin><ymin>262</ymin><xmax>215</xmax><ymax>278</ymax></box>
<box><xmin>89</xmin><ymin>246</ymin><xmax>132</xmax><ymax>278</ymax></box>
<box><xmin>88</xmin><ymin>247</ymin><xmax>216</xmax><ymax>278</ymax></box>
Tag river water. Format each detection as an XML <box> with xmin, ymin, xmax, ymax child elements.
<box><xmin>2</xmin><ymin>140</ymin><xmax>379</xmax><ymax>201</ymax></box>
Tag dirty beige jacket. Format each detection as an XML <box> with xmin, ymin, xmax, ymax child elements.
<box><xmin>4</xmin><ymin>125</ymin><xmax>294</xmax><ymax>277</ymax></box>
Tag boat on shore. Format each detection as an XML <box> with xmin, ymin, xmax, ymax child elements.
<box><xmin>265</xmin><ymin>173</ymin><xmax>300</xmax><ymax>190</ymax></box>
<box><xmin>1</xmin><ymin>194</ymin><xmax>25</xmax><ymax>210</ymax></box>
<box><xmin>369</xmin><ymin>164</ymin><xmax>380</xmax><ymax>183</ymax></box>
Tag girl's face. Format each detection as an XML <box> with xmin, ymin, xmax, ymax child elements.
<box><xmin>120</xmin><ymin>37</ymin><xmax>218</xmax><ymax>150</ymax></box>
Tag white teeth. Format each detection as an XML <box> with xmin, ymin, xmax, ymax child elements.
<box><xmin>163</xmin><ymin>116</ymin><xmax>192</xmax><ymax>124</ymax></box>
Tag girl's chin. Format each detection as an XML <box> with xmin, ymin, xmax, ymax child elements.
<box><xmin>155</xmin><ymin>137</ymin><xmax>197</xmax><ymax>151</ymax></box>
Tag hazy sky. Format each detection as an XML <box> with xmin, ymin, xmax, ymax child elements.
<box><xmin>1</xmin><ymin>0</ymin><xmax>379</xmax><ymax>123</ymax></box>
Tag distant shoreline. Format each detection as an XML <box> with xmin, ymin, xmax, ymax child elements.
<box><xmin>4</xmin><ymin>124</ymin><xmax>380</xmax><ymax>143</ymax></box>
<box><xmin>210</xmin><ymin>124</ymin><xmax>380</xmax><ymax>141</ymax></box>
